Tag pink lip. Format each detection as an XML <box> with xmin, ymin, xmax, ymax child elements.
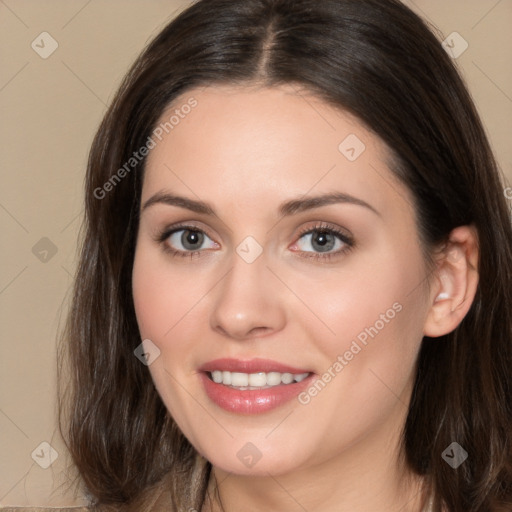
<box><xmin>198</xmin><ymin>358</ymin><xmax>315</xmax><ymax>414</ymax></box>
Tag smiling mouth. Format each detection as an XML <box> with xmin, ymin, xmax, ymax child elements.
<box><xmin>205</xmin><ymin>370</ymin><xmax>311</xmax><ymax>390</ymax></box>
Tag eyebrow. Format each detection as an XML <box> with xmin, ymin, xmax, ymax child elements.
<box><xmin>141</xmin><ymin>190</ymin><xmax>380</xmax><ymax>217</ymax></box>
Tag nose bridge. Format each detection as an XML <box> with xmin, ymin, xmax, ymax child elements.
<box><xmin>209</xmin><ymin>242</ymin><xmax>285</xmax><ymax>339</ymax></box>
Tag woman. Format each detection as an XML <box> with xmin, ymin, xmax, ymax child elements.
<box><xmin>57</xmin><ymin>0</ymin><xmax>512</xmax><ymax>510</ymax></box>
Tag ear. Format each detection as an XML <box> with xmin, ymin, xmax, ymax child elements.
<box><xmin>423</xmin><ymin>225</ymin><xmax>479</xmax><ymax>338</ymax></box>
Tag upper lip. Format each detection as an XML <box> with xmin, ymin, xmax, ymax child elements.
<box><xmin>198</xmin><ymin>358</ymin><xmax>312</xmax><ymax>374</ymax></box>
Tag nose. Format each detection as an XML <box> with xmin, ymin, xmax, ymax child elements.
<box><xmin>209</xmin><ymin>248</ymin><xmax>287</xmax><ymax>341</ymax></box>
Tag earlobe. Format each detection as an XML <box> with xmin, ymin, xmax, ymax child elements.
<box><xmin>423</xmin><ymin>225</ymin><xmax>479</xmax><ymax>338</ymax></box>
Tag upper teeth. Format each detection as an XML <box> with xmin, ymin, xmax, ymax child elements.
<box><xmin>210</xmin><ymin>370</ymin><xmax>310</xmax><ymax>388</ymax></box>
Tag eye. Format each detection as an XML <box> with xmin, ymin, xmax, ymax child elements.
<box><xmin>291</xmin><ymin>222</ymin><xmax>354</xmax><ymax>261</ymax></box>
<box><xmin>156</xmin><ymin>221</ymin><xmax>354</xmax><ymax>262</ymax></box>
<box><xmin>157</xmin><ymin>224</ymin><xmax>218</xmax><ymax>259</ymax></box>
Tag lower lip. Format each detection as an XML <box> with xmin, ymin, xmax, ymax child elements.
<box><xmin>199</xmin><ymin>372</ymin><xmax>315</xmax><ymax>414</ymax></box>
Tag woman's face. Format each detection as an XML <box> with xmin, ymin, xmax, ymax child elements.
<box><xmin>132</xmin><ymin>83</ymin><xmax>432</xmax><ymax>477</ymax></box>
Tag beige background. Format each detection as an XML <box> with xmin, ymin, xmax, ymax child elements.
<box><xmin>1</xmin><ymin>0</ymin><xmax>511</xmax><ymax>507</ymax></box>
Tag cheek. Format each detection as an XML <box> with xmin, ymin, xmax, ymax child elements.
<box><xmin>132</xmin><ymin>245</ymin><xmax>188</xmax><ymax>343</ymax></box>
<box><xmin>132</xmin><ymin>250</ymin><xmax>165</xmax><ymax>339</ymax></box>
<box><xmin>295</xmin><ymin>241</ymin><xmax>427</xmax><ymax>401</ymax></box>
<box><xmin>295</xmin><ymin>242</ymin><xmax>424</xmax><ymax>348</ymax></box>
<box><xmin>131</xmin><ymin>242</ymin><xmax>216</xmax><ymax>396</ymax></box>
<box><xmin>132</xmin><ymin>246</ymin><xmax>202</xmax><ymax>421</ymax></box>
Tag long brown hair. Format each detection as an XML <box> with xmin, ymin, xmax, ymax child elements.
<box><xmin>57</xmin><ymin>0</ymin><xmax>512</xmax><ymax>510</ymax></box>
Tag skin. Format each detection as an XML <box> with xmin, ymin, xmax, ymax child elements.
<box><xmin>132</xmin><ymin>83</ymin><xmax>479</xmax><ymax>512</ymax></box>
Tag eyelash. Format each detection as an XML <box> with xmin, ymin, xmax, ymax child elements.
<box><xmin>155</xmin><ymin>221</ymin><xmax>354</xmax><ymax>262</ymax></box>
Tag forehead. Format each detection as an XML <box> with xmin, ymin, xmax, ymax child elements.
<box><xmin>141</xmin><ymin>83</ymin><xmax>408</xmax><ymax>218</ymax></box>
